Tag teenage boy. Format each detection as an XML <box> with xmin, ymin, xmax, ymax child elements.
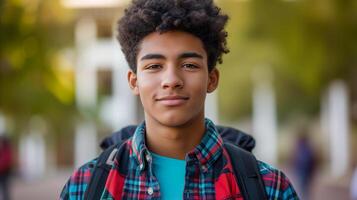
<box><xmin>60</xmin><ymin>0</ymin><xmax>299</xmax><ymax>199</ymax></box>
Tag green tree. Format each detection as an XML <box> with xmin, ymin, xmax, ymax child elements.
<box><xmin>0</xmin><ymin>0</ymin><xmax>76</xmax><ymax>136</ymax></box>
<box><xmin>218</xmin><ymin>0</ymin><xmax>357</xmax><ymax>123</ymax></box>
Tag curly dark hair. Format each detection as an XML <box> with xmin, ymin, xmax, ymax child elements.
<box><xmin>117</xmin><ymin>0</ymin><xmax>229</xmax><ymax>73</ymax></box>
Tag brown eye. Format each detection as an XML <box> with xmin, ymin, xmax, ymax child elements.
<box><xmin>182</xmin><ymin>63</ymin><xmax>199</xmax><ymax>70</ymax></box>
<box><xmin>146</xmin><ymin>64</ymin><xmax>162</xmax><ymax>70</ymax></box>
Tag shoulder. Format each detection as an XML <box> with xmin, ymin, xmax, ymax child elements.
<box><xmin>257</xmin><ymin>161</ymin><xmax>299</xmax><ymax>200</ymax></box>
<box><xmin>60</xmin><ymin>140</ymin><xmax>132</xmax><ymax>200</ymax></box>
<box><xmin>60</xmin><ymin>159</ymin><xmax>98</xmax><ymax>200</ymax></box>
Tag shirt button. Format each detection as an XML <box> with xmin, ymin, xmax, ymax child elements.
<box><xmin>201</xmin><ymin>165</ymin><xmax>207</xmax><ymax>171</ymax></box>
<box><xmin>147</xmin><ymin>187</ymin><xmax>153</xmax><ymax>195</ymax></box>
<box><xmin>185</xmin><ymin>190</ymin><xmax>190</xmax><ymax>198</ymax></box>
<box><xmin>146</xmin><ymin>153</ymin><xmax>152</xmax><ymax>162</ymax></box>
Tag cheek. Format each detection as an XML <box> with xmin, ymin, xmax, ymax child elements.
<box><xmin>136</xmin><ymin>75</ymin><xmax>159</xmax><ymax>102</ymax></box>
<box><xmin>137</xmin><ymin>74</ymin><xmax>157</xmax><ymax>90</ymax></box>
<box><xmin>187</xmin><ymin>75</ymin><xmax>209</xmax><ymax>98</ymax></box>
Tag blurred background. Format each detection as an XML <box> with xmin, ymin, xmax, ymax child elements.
<box><xmin>0</xmin><ymin>0</ymin><xmax>356</xmax><ymax>199</ymax></box>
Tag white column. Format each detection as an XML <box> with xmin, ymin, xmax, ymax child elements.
<box><xmin>99</xmin><ymin>39</ymin><xmax>139</xmax><ymax>130</ymax></box>
<box><xmin>75</xmin><ymin>67</ymin><xmax>98</xmax><ymax>108</ymax></box>
<box><xmin>73</xmin><ymin>17</ymin><xmax>98</xmax><ymax>168</ymax></box>
<box><xmin>252</xmin><ymin>68</ymin><xmax>278</xmax><ymax>165</ymax></box>
<box><xmin>75</xmin><ymin>17</ymin><xmax>98</xmax><ymax>109</ymax></box>
<box><xmin>113</xmin><ymin>66</ymin><xmax>137</xmax><ymax>127</ymax></box>
<box><xmin>0</xmin><ymin>112</ymin><xmax>5</xmax><ymax>135</ymax></box>
<box><xmin>74</xmin><ymin>122</ymin><xmax>97</xmax><ymax>168</ymax></box>
<box><xmin>205</xmin><ymin>91</ymin><xmax>219</xmax><ymax>124</ymax></box>
<box><xmin>19</xmin><ymin>133</ymin><xmax>46</xmax><ymax>180</ymax></box>
<box><xmin>325</xmin><ymin>80</ymin><xmax>350</xmax><ymax>177</ymax></box>
<box><xmin>320</xmin><ymin>88</ymin><xmax>330</xmax><ymax>164</ymax></box>
<box><xmin>75</xmin><ymin>17</ymin><xmax>97</xmax><ymax>50</ymax></box>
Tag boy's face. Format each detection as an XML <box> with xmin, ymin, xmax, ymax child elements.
<box><xmin>128</xmin><ymin>31</ymin><xmax>219</xmax><ymax>127</ymax></box>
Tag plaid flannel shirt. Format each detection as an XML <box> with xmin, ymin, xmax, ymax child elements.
<box><xmin>60</xmin><ymin>119</ymin><xmax>299</xmax><ymax>200</ymax></box>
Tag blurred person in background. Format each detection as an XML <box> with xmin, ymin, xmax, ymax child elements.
<box><xmin>0</xmin><ymin>135</ymin><xmax>13</xmax><ymax>200</ymax></box>
<box><xmin>292</xmin><ymin>130</ymin><xmax>316</xmax><ymax>200</ymax></box>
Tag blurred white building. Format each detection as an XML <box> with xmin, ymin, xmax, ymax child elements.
<box><xmin>63</xmin><ymin>0</ymin><xmax>137</xmax><ymax>167</ymax></box>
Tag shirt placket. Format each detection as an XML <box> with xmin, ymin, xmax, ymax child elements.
<box><xmin>183</xmin><ymin>155</ymin><xmax>199</xmax><ymax>200</ymax></box>
<box><xmin>143</xmin><ymin>151</ymin><xmax>161</xmax><ymax>199</ymax></box>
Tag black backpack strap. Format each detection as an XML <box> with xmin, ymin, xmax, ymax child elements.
<box><xmin>84</xmin><ymin>141</ymin><xmax>124</xmax><ymax>200</ymax></box>
<box><xmin>224</xmin><ymin>142</ymin><xmax>268</xmax><ymax>200</ymax></box>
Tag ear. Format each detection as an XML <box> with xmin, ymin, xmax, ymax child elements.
<box><xmin>207</xmin><ymin>68</ymin><xmax>219</xmax><ymax>93</ymax></box>
<box><xmin>127</xmin><ymin>70</ymin><xmax>139</xmax><ymax>95</ymax></box>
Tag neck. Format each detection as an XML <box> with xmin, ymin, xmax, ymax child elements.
<box><xmin>145</xmin><ymin>114</ymin><xmax>206</xmax><ymax>160</ymax></box>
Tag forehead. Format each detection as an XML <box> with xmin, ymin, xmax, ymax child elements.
<box><xmin>137</xmin><ymin>31</ymin><xmax>207</xmax><ymax>59</ymax></box>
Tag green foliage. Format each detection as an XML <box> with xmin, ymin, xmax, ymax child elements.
<box><xmin>217</xmin><ymin>0</ymin><xmax>357</xmax><ymax>122</ymax></box>
<box><xmin>0</xmin><ymin>0</ymin><xmax>76</xmax><ymax>135</ymax></box>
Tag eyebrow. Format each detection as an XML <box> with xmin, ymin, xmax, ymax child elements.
<box><xmin>140</xmin><ymin>52</ymin><xmax>203</xmax><ymax>61</ymax></box>
<box><xmin>178</xmin><ymin>52</ymin><xmax>203</xmax><ymax>59</ymax></box>
<box><xmin>140</xmin><ymin>54</ymin><xmax>165</xmax><ymax>60</ymax></box>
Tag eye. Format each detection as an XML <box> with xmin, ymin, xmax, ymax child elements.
<box><xmin>145</xmin><ymin>64</ymin><xmax>162</xmax><ymax>70</ymax></box>
<box><xmin>182</xmin><ymin>63</ymin><xmax>199</xmax><ymax>70</ymax></box>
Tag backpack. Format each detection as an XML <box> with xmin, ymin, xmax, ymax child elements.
<box><xmin>84</xmin><ymin>126</ymin><xmax>268</xmax><ymax>200</ymax></box>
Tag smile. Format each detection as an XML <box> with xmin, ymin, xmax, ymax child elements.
<box><xmin>156</xmin><ymin>95</ymin><xmax>189</xmax><ymax>106</ymax></box>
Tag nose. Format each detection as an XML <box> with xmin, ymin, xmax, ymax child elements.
<box><xmin>161</xmin><ymin>66</ymin><xmax>183</xmax><ymax>89</ymax></box>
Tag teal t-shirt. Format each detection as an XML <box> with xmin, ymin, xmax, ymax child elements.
<box><xmin>151</xmin><ymin>152</ymin><xmax>186</xmax><ymax>200</ymax></box>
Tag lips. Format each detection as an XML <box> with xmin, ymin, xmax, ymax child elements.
<box><xmin>156</xmin><ymin>95</ymin><xmax>189</xmax><ymax>106</ymax></box>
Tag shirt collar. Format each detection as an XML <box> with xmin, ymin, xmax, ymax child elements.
<box><xmin>131</xmin><ymin>122</ymin><xmax>148</xmax><ymax>168</ymax></box>
<box><xmin>189</xmin><ymin>118</ymin><xmax>223</xmax><ymax>172</ymax></box>
<box><xmin>131</xmin><ymin>118</ymin><xmax>223</xmax><ymax>172</ymax></box>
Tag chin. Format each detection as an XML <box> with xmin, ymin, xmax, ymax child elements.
<box><xmin>158</xmin><ymin>115</ymin><xmax>191</xmax><ymax>127</ymax></box>
<box><xmin>145</xmin><ymin>109</ymin><xmax>187</xmax><ymax>127</ymax></box>
<box><xmin>145</xmin><ymin>106</ymin><xmax>204</xmax><ymax>128</ymax></box>
<box><xmin>157</xmin><ymin>110</ymin><xmax>204</xmax><ymax>128</ymax></box>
